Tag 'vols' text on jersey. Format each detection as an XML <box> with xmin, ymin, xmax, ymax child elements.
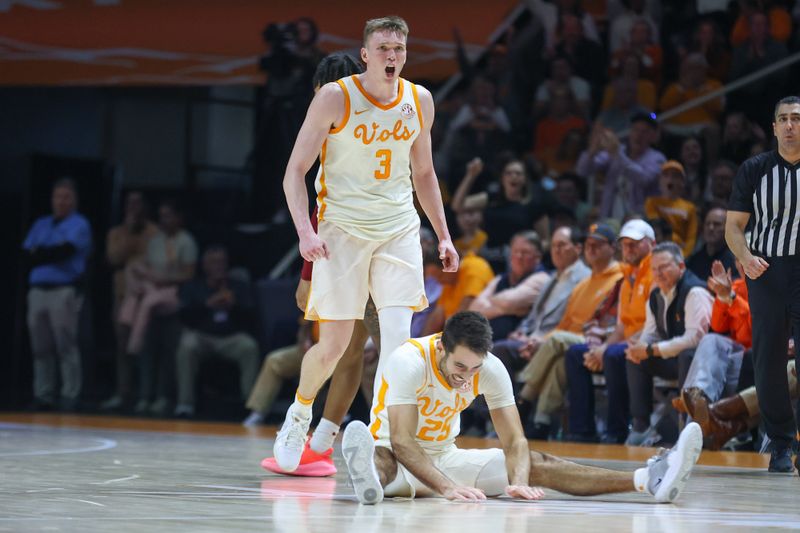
<box><xmin>315</xmin><ymin>75</ymin><xmax>424</xmax><ymax>241</ymax></box>
<box><xmin>369</xmin><ymin>334</ymin><xmax>516</xmax><ymax>453</ymax></box>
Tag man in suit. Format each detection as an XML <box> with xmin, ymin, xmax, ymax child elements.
<box><xmin>491</xmin><ymin>226</ymin><xmax>589</xmax><ymax>381</ymax></box>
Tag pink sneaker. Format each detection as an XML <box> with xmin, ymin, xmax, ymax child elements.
<box><xmin>261</xmin><ymin>441</ymin><xmax>337</xmax><ymax>477</ymax></box>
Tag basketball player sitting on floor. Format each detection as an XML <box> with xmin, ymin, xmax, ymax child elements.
<box><xmin>342</xmin><ymin>311</ymin><xmax>703</xmax><ymax>504</ymax></box>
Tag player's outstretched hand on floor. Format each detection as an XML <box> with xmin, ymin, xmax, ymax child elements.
<box><xmin>443</xmin><ymin>486</ymin><xmax>486</xmax><ymax>502</ymax></box>
<box><xmin>505</xmin><ymin>485</ymin><xmax>545</xmax><ymax>500</ymax></box>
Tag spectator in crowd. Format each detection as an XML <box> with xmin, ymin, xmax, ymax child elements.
<box><xmin>422</xmin><ymin>251</ymin><xmax>494</xmax><ymax>335</ymax></box>
<box><xmin>490</xmin><ymin>226</ymin><xmax>589</xmax><ymax>378</ymax></box>
<box><xmin>453</xmin><ymin>204</ymin><xmax>487</xmax><ymax>257</ymax></box>
<box><xmin>451</xmin><ymin>160</ymin><xmax>489</xmax><ymax>256</ymax></box>
<box><xmin>512</xmin><ymin>223</ymin><xmax>623</xmax><ymax>439</ymax></box>
<box><xmin>553</xmin><ymin>13</ymin><xmax>606</xmax><ymax>105</ymax></box>
<box><xmin>534</xmin><ymin>55</ymin><xmax>592</xmax><ymax>119</ymax></box>
<box><xmin>524</xmin><ymin>0</ymin><xmax>601</xmax><ymax>51</ymax></box>
<box><xmin>22</xmin><ymin>178</ymin><xmax>92</xmax><ymax>411</ymax></box>
<box><xmin>612</xmin><ymin>17</ymin><xmax>663</xmax><ymax>87</ymax></box>
<box><xmin>624</xmin><ymin>242</ymin><xmax>713</xmax><ymax>446</ymax></box>
<box><xmin>659</xmin><ymin>53</ymin><xmax>724</xmax><ymax>161</ymax></box>
<box><xmin>551</xmin><ymin>203</ymin><xmax>583</xmax><ymax>230</ymax></box>
<box><xmin>650</xmin><ymin>215</ymin><xmax>675</xmax><ymax>242</ymax></box>
<box><xmin>729</xmin><ymin>11</ymin><xmax>789</xmax><ymax>126</ymax></box>
<box><xmin>596</xmin><ymin>78</ymin><xmax>651</xmax><ymax>135</ymax></box>
<box><xmin>447</xmin><ymin>77</ymin><xmax>512</xmax><ymax>137</ymax></box>
<box><xmin>681</xmin><ymin>19</ymin><xmax>731</xmax><ymax>83</ymax></box>
<box><xmin>577</xmin><ymin>113</ymin><xmax>665</xmax><ymax>220</ymax></box>
<box><xmin>719</xmin><ymin>112</ymin><xmax>767</xmax><ymax>165</ymax></box>
<box><xmin>173</xmin><ymin>246</ymin><xmax>259</xmax><ymax>417</ymax></box>
<box><xmin>102</xmin><ymin>191</ymin><xmax>158</xmax><ymax>411</ymax></box>
<box><xmin>470</xmin><ymin>231</ymin><xmax>550</xmax><ymax>340</ymax></box>
<box><xmin>451</xmin><ymin>157</ymin><xmax>549</xmax><ymax>263</ymax></box>
<box><xmin>705</xmin><ymin>159</ymin><xmax>737</xmax><ymax>206</ymax></box>
<box><xmin>604</xmin><ymin>52</ymin><xmax>657</xmax><ymax>111</ymax></box>
<box><xmin>554</xmin><ymin>173</ymin><xmax>591</xmax><ymax>227</ymax></box>
<box><xmin>645</xmin><ymin>160</ymin><xmax>700</xmax><ymax>257</ymax></box>
<box><xmin>532</xmin><ymin>86</ymin><xmax>588</xmax><ymax>163</ymax></box>
<box><xmin>684</xmin><ymin>359</ymin><xmax>796</xmax><ymax>450</ymax></box>
<box><xmin>730</xmin><ymin>0</ymin><xmax>792</xmax><ymax>46</ymax></box>
<box><xmin>540</xmin><ymin>127</ymin><xmax>588</xmax><ymax>177</ymax></box>
<box><xmin>565</xmin><ymin>219</ymin><xmax>655</xmax><ymax>443</ymax></box>
<box><xmin>677</xmin><ymin>260</ymin><xmax>750</xmax><ymax>433</ymax></box>
<box><xmin>121</xmin><ymin>200</ymin><xmax>197</xmax><ymax>415</ymax></box>
<box><xmin>118</xmin><ymin>201</ymin><xmax>196</xmax><ymax>357</ymax></box>
<box><xmin>609</xmin><ymin>0</ymin><xmax>660</xmax><ymax>53</ymax></box>
<box><xmin>442</xmin><ymin>77</ymin><xmax>512</xmax><ymax>190</ymax></box>
<box><xmin>679</xmin><ymin>136</ymin><xmax>708</xmax><ymax>205</ymax></box>
<box><xmin>687</xmin><ymin>206</ymin><xmax>737</xmax><ymax>281</ymax></box>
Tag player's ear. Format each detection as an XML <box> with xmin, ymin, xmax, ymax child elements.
<box><xmin>361</xmin><ymin>47</ymin><xmax>368</xmax><ymax>63</ymax></box>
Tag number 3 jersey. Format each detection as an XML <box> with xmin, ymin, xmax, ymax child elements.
<box><xmin>315</xmin><ymin>74</ymin><xmax>423</xmax><ymax>241</ymax></box>
<box><xmin>369</xmin><ymin>334</ymin><xmax>516</xmax><ymax>453</ymax></box>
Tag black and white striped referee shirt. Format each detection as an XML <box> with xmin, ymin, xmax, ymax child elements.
<box><xmin>730</xmin><ymin>150</ymin><xmax>800</xmax><ymax>257</ymax></box>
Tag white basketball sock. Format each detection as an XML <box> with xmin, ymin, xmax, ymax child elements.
<box><xmin>310</xmin><ymin>417</ymin><xmax>340</xmax><ymax>453</ymax></box>
<box><xmin>633</xmin><ymin>467</ymin><xmax>649</xmax><ymax>493</ymax></box>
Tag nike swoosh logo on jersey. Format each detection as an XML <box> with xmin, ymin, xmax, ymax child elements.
<box><xmin>355</xmin><ymin>109</ymin><xmax>369</xmax><ymax>115</ymax></box>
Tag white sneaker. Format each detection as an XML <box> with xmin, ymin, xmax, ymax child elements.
<box><xmin>342</xmin><ymin>421</ymin><xmax>384</xmax><ymax>505</ymax></box>
<box><xmin>273</xmin><ymin>407</ymin><xmax>312</xmax><ymax>472</ymax></box>
<box><xmin>645</xmin><ymin>422</ymin><xmax>703</xmax><ymax>503</ymax></box>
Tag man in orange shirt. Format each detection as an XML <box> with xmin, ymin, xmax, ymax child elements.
<box><xmin>644</xmin><ymin>160</ymin><xmax>699</xmax><ymax>257</ymax></box>
<box><xmin>565</xmin><ymin>219</ymin><xmax>655</xmax><ymax>443</ymax></box>
<box><xmin>659</xmin><ymin>53</ymin><xmax>723</xmax><ymax>161</ymax></box>
<box><xmin>513</xmin><ymin>223</ymin><xmax>623</xmax><ymax>439</ymax></box>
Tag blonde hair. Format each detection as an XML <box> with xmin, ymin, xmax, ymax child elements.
<box><xmin>363</xmin><ymin>16</ymin><xmax>409</xmax><ymax>46</ymax></box>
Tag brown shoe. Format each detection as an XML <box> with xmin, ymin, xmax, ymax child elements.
<box><xmin>710</xmin><ymin>394</ymin><xmax>749</xmax><ymax>421</ymax></box>
<box><xmin>672</xmin><ymin>395</ymin><xmax>688</xmax><ymax>414</ymax></box>
<box><xmin>682</xmin><ymin>387</ymin><xmax>748</xmax><ymax>450</ymax></box>
<box><xmin>681</xmin><ymin>387</ymin><xmax>711</xmax><ymax>432</ymax></box>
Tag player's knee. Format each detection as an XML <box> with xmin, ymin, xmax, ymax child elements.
<box><xmin>316</xmin><ymin>346</ymin><xmax>346</xmax><ymax>368</ymax></box>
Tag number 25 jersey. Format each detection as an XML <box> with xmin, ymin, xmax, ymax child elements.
<box><xmin>370</xmin><ymin>334</ymin><xmax>516</xmax><ymax>453</ymax></box>
<box><xmin>315</xmin><ymin>74</ymin><xmax>424</xmax><ymax>241</ymax></box>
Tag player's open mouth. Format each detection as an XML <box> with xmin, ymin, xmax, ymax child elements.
<box><xmin>385</xmin><ymin>66</ymin><xmax>395</xmax><ymax>76</ymax></box>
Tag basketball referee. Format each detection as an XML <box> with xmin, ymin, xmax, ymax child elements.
<box><xmin>726</xmin><ymin>96</ymin><xmax>800</xmax><ymax>474</ymax></box>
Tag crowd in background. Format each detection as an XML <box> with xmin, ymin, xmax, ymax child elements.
<box><xmin>18</xmin><ymin>0</ymin><xmax>800</xmax><ymax>452</ymax></box>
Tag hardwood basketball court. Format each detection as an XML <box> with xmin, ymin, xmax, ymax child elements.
<box><xmin>1</xmin><ymin>413</ymin><xmax>798</xmax><ymax>532</ymax></box>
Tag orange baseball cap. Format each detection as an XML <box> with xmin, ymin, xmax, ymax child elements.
<box><xmin>661</xmin><ymin>160</ymin><xmax>686</xmax><ymax>177</ymax></box>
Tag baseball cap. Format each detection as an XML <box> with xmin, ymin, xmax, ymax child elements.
<box><xmin>630</xmin><ymin>111</ymin><xmax>658</xmax><ymax>128</ymax></box>
<box><xmin>587</xmin><ymin>223</ymin><xmax>617</xmax><ymax>243</ymax></box>
<box><xmin>661</xmin><ymin>159</ymin><xmax>686</xmax><ymax>178</ymax></box>
<box><xmin>619</xmin><ymin>219</ymin><xmax>656</xmax><ymax>241</ymax></box>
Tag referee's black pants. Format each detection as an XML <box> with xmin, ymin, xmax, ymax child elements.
<box><xmin>746</xmin><ymin>255</ymin><xmax>800</xmax><ymax>449</ymax></box>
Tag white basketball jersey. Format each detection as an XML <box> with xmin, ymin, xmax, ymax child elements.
<box><xmin>315</xmin><ymin>75</ymin><xmax>423</xmax><ymax>241</ymax></box>
<box><xmin>370</xmin><ymin>334</ymin><xmax>516</xmax><ymax>453</ymax></box>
